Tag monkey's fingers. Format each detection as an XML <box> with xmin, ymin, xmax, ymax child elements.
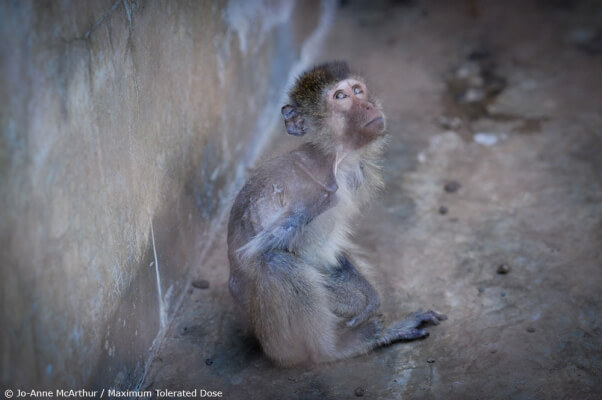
<box><xmin>346</xmin><ymin>301</ymin><xmax>380</xmax><ymax>328</ymax></box>
<box><xmin>346</xmin><ymin>311</ymin><xmax>370</xmax><ymax>328</ymax></box>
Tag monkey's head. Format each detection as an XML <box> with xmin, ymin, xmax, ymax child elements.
<box><xmin>281</xmin><ymin>61</ymin><xmax>386</xmax><ymax>153</ymax></box>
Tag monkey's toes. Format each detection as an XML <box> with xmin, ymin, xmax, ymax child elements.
<box><xmin>425</xmin><ymin>310</ymin><xmax>447</xmax><ymax>323</ymax></box>
<box><xmin>411</xmin><ymin>309</ymin><xmax>447</xmax><ymax>326</ymax></box>
<box><xmin>435</xmin><ymin>312</ymin><xmax>448</xmax><ymax>321</ymax></box>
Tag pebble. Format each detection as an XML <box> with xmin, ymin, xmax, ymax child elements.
<box><xmin>438</xmin><ymin>115</ymin><xmax>462</xmax><ymax>130</ymax></box>
<box><xmin>444</xmin><ymin>181</ymin><xmax>461</xmax><ymax>193</ymax></box>
<box><xmin>192</xmin><ymin>280</ymin><xmax>210</xmax><ymax>289</ymax></box>
<box><xmin>205</xmin><ymin>358</ymin><xmax>214</xmax><ymax>366</ymax></box>
<box><xmin>526</xmin><ymin>327</ymin><xmax>536</xmax><ymax>333</ymax></box>
<box><xmin>565</xmin><ymin>27</ymin><xmax>602</xmax><ymax>55</ymax></box>
<box><xmin>496</xmin><ymin>264</ymin><xmax>511</xmax><ymax>274</ymax></box>
<box><xmin>474</xmin><ymin>132</ymin><xmax>499</xmax><ymax>146</ymax></box>
<box><xmin>468</xmin><ymin>49</ymin><xmax>491</xmax><ymax>61</ymax></box>
<box><xmin>461</xmin><ymin>87</ymin><xmax>486</xmax><ymax>103</ymax></box>
<box><xmin>455</xmin><ymin>61</ymin><xmax>481</xmax><ymax>79</ymax></box>
<box><xmin>439</xmin><ymin>206</ymin><xmax>448</xmax><ymax>215</ymax></box>
<box><xmin>478</xmin><ymin>286</ymin><xmax>485</xmax><ymax>294</ymax></box>
<box><xmin>566</xmin><ymin>27</ymin><xmax>596</xmax><ymax>45</ymax></box>
<box><xmin>354</xmin><ymin>387</ymin><xmax>365</xmax><ymax>397</ymax></box>
<box><xmin>427</xmin><ymin>358</ymin><xmax>436</xmax><ymax>363</ymax></box>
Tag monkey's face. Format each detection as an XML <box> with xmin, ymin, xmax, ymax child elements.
<box><xmin>324</xmin><ymin>78</ymin><xmax>386</xmax><ymax>151</ymax></box>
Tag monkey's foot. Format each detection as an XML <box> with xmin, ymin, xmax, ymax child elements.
<box><xmin>383</xmin><ymin>310</ymin><xmax>447</xmax><ymax>343</ymax></box>
<box><xmin>405</xmin><ymin>309</ymin><xmax>447</xmax><ymax>326</ymax></box>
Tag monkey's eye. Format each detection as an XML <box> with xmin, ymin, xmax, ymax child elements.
<box><xmin>334</xmin><ymin>91</ymin><xmax>347</xmax><ymax>100</ymax></box>
<box><xmin>353</xmin><ymin>86</ymin><xmax>364</xmax><ymax>95</ymax></box>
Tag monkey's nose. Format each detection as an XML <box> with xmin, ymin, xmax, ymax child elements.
<box><xmin>361</xmin><ymin>101</ymin><xmax>374</xmax><ymax>111</ymax></box>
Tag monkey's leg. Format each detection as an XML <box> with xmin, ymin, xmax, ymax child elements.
<box><xmin>251</xmin><ymin>250</ymin><xmax>339</xmax><ymax>366</ymax></box>
<box><xmin>376</xmin><ymin>310</ymin><xmax>447</xmax><ymax>345</ymax></box>
<box><xmin>325</xmin><ymin>256</ymin><xmax>380</xmax><ymax>328</ymax></box>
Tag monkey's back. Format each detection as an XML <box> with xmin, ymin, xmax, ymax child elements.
<box><xmin>227</xmin><ymin>145</ymin><xmax>333</xmax><ymax>304</ymax></box>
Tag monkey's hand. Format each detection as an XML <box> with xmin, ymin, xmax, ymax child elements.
<box><xmin>346</xmin><ymin>297</ymin><xmax>380</xmax><ymax>328</ymax></box>
<box><xmin>326</xmin><ymin>257</ymin><xmax>381</xmax><ymax>328</ymax></box>
<box><xmin>237</xmin><ymin>210</ymin><xmax>312</xmax><ymax>260</ymax></box>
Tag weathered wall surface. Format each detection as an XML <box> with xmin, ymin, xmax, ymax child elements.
<box><xmin>0</xmin><ymin>0</ymin><xmax>332</xmax><ymax>389</ymax></box>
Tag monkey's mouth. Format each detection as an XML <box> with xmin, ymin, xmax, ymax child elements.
<box><xmin>363</xmin><ymin>117</ymin><xmax>384</xmax><ymax>129</ymax></box>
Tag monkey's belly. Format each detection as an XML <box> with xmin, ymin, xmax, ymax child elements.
<box><xmin>296</xmin><ymin>208</ymin><xmax>353</xmax><ymax>267</ymax></box>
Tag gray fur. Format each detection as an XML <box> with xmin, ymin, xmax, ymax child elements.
<box><xmin>227</xmin><ymin>68</ymin><xmax>445</xmax><ymax>366</ymax></box>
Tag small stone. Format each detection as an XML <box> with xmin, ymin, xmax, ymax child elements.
<box><xmin>467</xmin><ymin>75</ymin><xmax>484</xmax><ymax>87</ymax></box>
<box><xmin>461</xmin><ymin>87</ymin><xmax>486</xmax><ymax>103</ymax></box>
<box><xmin>354</xmin><ymin>387</ymin><xmax>365</xmax><ymax>397</ymax></box>
<box><xmin>439</xmin><ymin>206</ymin><xmax>448</xmax><ymax>215</ymax></box>
<box><xmin>456</xmin><ymin>61</ymin><xmax>481</xmax><ymax>79</ymax></box>
<box><xmin>474</xmin><ymin>132</ymin><xmax>499</xmax><ymax>146</ymax></box>
<box><xmin>427</xmin><ymin>358</ymin><xmax>436</xmax><ymax>363</ymax></box>
<box><xmin>444</xmin><ymin>181</ymin><xmax>461</xmax><ymax>193</ymax></box>
<box><xmin>192</xmin><ymin>280</ymin><xmax>210</xmax><ymax>289</ymax></box>
<box><xmin>437</xmin><ymin>116</ymin><xmax>462</xmax><ymax>130</ymax></box>
<box><xmin>501</xmin><ymin>292</ymin><xmax>507</xmax><ymax>297</ymax></box>
<box><xmin>467</xmin><ymin>49</ymin><xmax>491</xmax><ymax>61</ymax></box>
<box><xmin>526</xmin><ymin>327</ymin><xmax>536</xmax><ymax>333</ymax></box>
<box><xmin>496</xmin><ymin>264</ymin><xmax>511</xmax><ymax>274</ymax></box>
<box><xmin>478</xmin><ymin>286</ymin><xmax>485</xmax><ymax>294</ymax></box>
<box><xmin>566</xmin><ymin>27</ymin><xmax>596</xmax><ymax>46</ymax></box>
<box><xmin>205</xmin><ymin>358</ymin><xmax>214</xmax><ymax>366</ymax></box>
<box><xmin>490</xmin><ymin>349</ymin><xmax>497</xmax><ymax>354</ymax></box>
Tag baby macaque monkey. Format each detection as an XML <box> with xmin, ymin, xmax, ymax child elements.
<box><xmin>227</xmin><ymin>61</ymin><xmax>445</xmax><ymax>366</ymax></box>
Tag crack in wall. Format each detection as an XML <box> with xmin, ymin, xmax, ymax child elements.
<box><xmin>150</xmin><ymin>218</ymin><xmax>167</xmax><ymax>329</ymax></box>
<box><xmin>82</xmin><ymin>0</ymin><xmax>122</xmax><ymax>41</ymax></box>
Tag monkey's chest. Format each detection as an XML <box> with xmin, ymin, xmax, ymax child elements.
<box><xmin>296</xmin><ymin>171</ymin><xmax>361</xmax><ymax>267</ymax></box>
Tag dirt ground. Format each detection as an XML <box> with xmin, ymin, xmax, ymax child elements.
<box><xmin>141</xmin><ymin>1</ymin><xmax>602</xmax><ymax>398</ymax></box>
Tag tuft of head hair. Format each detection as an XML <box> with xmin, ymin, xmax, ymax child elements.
<box><xmin>288</xmin><ymin>61</ymin><xmax>351</xmax><ymax>116</ymax></box>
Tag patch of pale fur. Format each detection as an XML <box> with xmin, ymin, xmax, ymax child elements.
<box><xmin>296</xmin><ymin>137</ymin><xmax>386</xmax><ymax>270</ymax></box>
<box><xmin>236</xmin><ymin>207</ymin><xmax>285</xmax><ymax>261</ymax></box>
<box><xmin>257</xmin><ymin>258</ymin><xmax>339</xmax><ymax>365</ymax></box>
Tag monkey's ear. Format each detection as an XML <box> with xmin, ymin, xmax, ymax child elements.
<box><xmin>281</xmin><ymin>105</ymin><xmax>306</xmax><ymax>136</ymax></box>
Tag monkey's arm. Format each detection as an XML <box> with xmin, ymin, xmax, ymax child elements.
<box><xmin>236</xmin><ymin>155</ymin><xmax>337</xmax><ymax>260</ymax></box>
<box><xmin>325</xmin><ymin>256</ymin><xmax>380</xmax><ymax>327</ymax></box>
<box><xmin>236</xmin><ymin>208</ymin><xmax>308</xmax><ymax>260</ymax></box>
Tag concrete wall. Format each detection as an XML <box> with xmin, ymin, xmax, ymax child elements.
<box><xmin>0</xmin><ymin>0</ymin><xmax>333</xmax><ymax>389</ymax></box>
